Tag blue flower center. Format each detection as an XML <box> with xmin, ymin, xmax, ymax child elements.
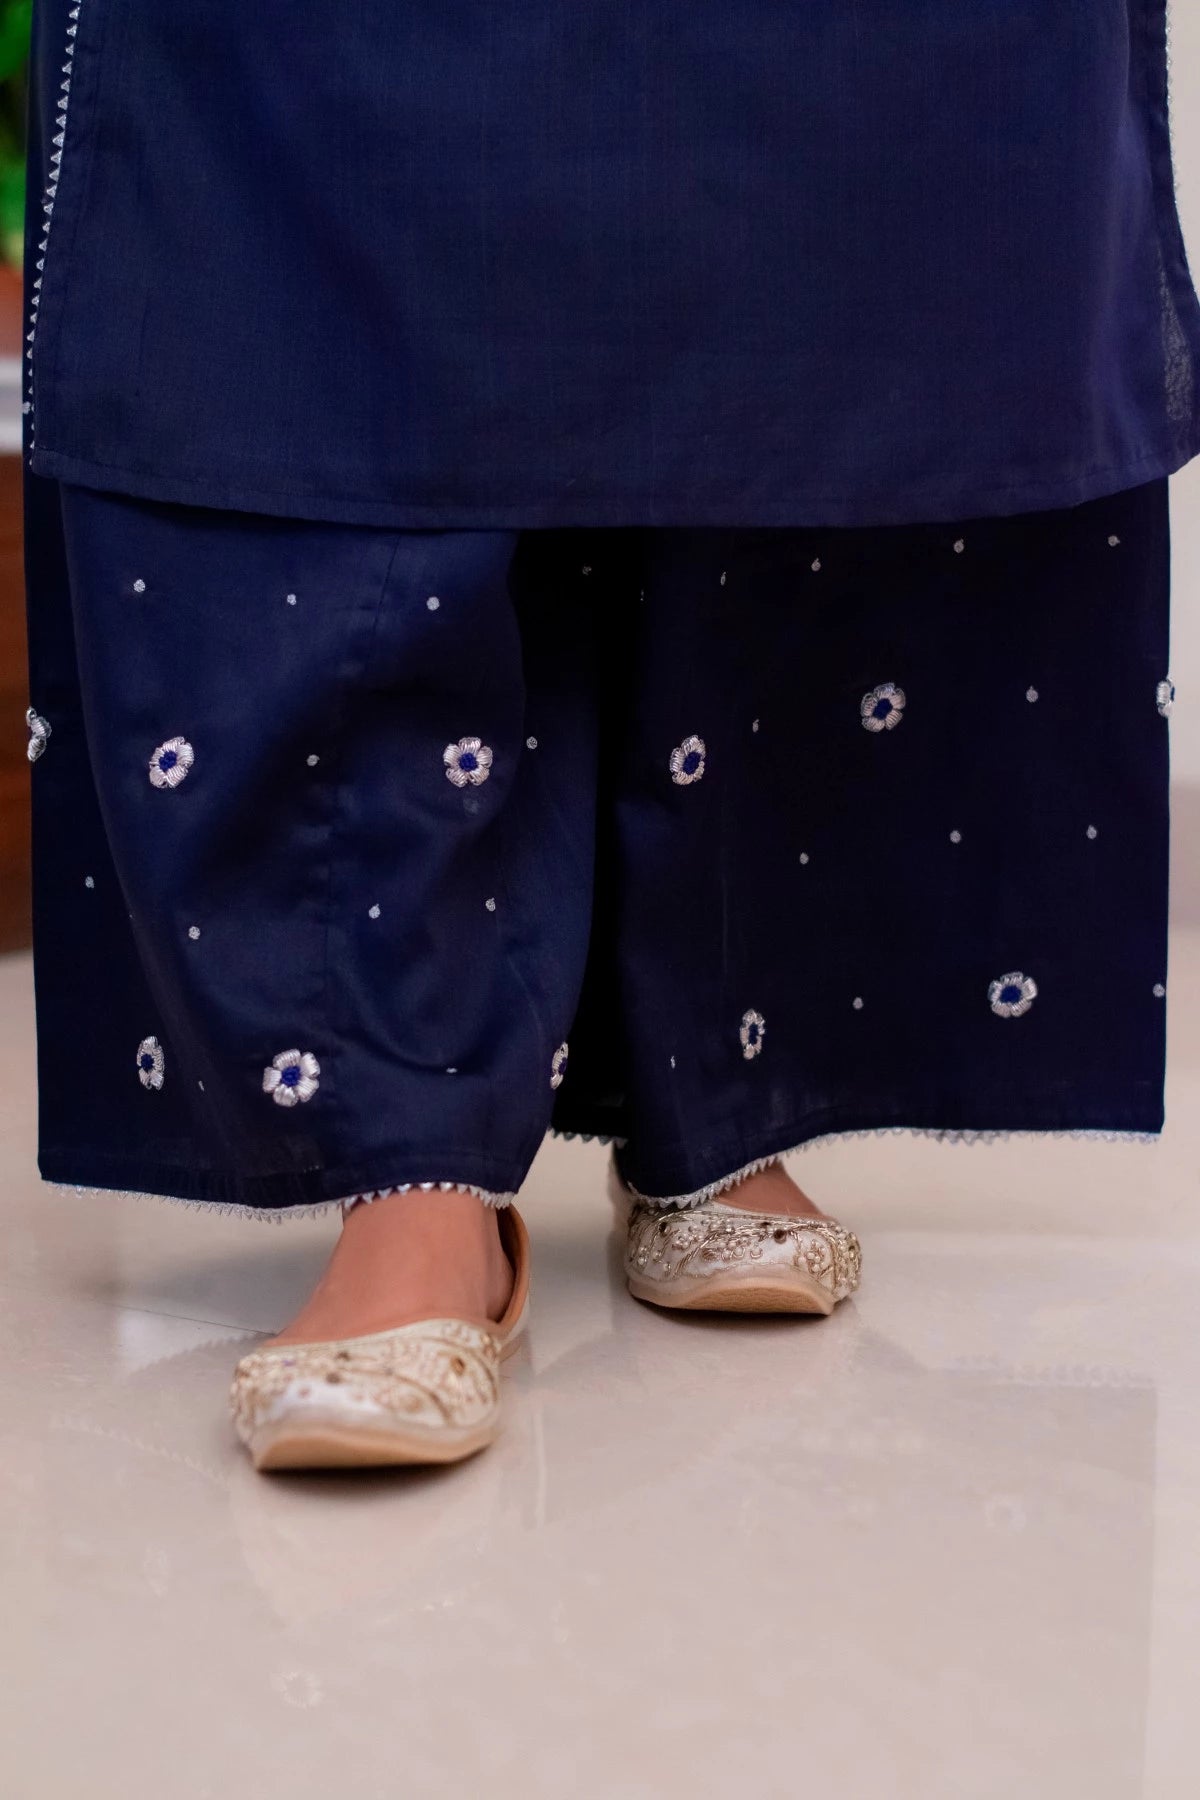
<box><xmin>747</xmin><ymin>1023</ymin><xmax>759</xmax><ymax>1043</ymax></box>
<box><xmin>1000</xmin><ymin>984</ymin><xmax>1022</xmax><ymax>1005</ymax></box>
<box><xmin>281</xmin><ymin>1064</ymin><xmax>302</xmax><ymax>1087</ymax></box>
<box><xmin>682</xmin><ymin>750</ymin><xmax>702</xmax><ymax>774</ymax></box>
<box><xmin>458</xmin><ymin>751</ymin><xmax>478</xmax><ymax>772</ymax></box>
<box><xmin>158</xmin><ymin>749</ymin><xmax>177</xmax><ymax>771</ymax></box>
<box><xmin>872</xmin><ymin>698</ymin><xmax>893</xmax><ymax>720</ymax></box>
<box><xmin>139</xmin><ymin>1054</ymin><xmax>155</xmax><ymax>1071</ymax></box>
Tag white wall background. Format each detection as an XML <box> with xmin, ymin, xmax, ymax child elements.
<box><xmin>1169</xmin><ymin>7</ymin><xmax>1200</xmax><ymax>786</ymax></box>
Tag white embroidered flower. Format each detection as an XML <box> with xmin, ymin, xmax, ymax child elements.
<box><xmin>149</xmin><ymin>737</ymin><xmax>194</xmax><ymax>789</ymax></box>
<box><xmin>988</xmin><ymin>972</ymin><xmax>1038</xmax><ymax>1019</ymax></box>
<box><xmin>263</xmin><ymin>1048</ymin><xmax>321</xmax><ymax>1107</ymax></box>
<box><xmin>550</xmin><ymin>1042</ymin><xmax>569</xmax><ymax>1089</ymax></box>
<box><xmin>443</xmin><ymin>736</ymin><xmax>493</xmax><ymax>787</ymax></box>
<box><xmin>861</xmin><ymin>684</ymin><xmax>906</xmax><ymax>732</ymax></box>
<box><xmin>136</xmin><ymin>1036</ymin><xmax>165</xmax><ymax>1090</ymax></box>
<box><xmin>739</xmin><ymin>1009</ymin><xmax>766</xmax><ymax>1059</ymax></box>
<box><xmin>670</xmin><ymin>734</ymin><xmax>707</xmax><ymax>785</ymax></box>
<box><xmin>1156</xmin><ymin>679</ymin><xmax>1175</xmax><ymax>718</ymax></box>
<box><xmin>26</xmin><ymin>708</ymin><xmax>51</xmax><ymax>763</ymax></box>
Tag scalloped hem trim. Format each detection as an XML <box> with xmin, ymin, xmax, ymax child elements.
<box><xmin>624</xmin><ymin>1125</ymin><xmax>1162</xmax><ymax>1210</ymax></box>
<box><xmin>49</xmin><ymin>1178</ymin><xmax>515</xmax><ymax>1223</ymax></box>
<box><xmin>551</xmin><ymin>1128</ymin><xmax>628</xmax><ymax>1148</ymax></box>
<box><xmin>342</xmin><ymin>1182</ymin><xmax>515</xmax><ymax>1211</ymax></box>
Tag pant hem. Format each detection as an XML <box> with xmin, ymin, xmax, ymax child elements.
<box><xmin>620</xmin><ymin>1124</ymin><xmax>1162</xmax><ymax>1210</ymax></box>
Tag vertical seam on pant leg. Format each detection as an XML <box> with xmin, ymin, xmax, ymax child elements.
<box><xmin>313</xmin><ymin>531</ymin><xmax>408</xmax><ymax>1176</ymax></box>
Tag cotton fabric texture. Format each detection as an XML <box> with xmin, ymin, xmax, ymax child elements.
<box><xmin>23</xmin><ymin>0</ymin><xmax>1200</xmax><ymax>529</ymax></box>
<box><xmin>25</xmin><ymin>475</ymin><xmax>1170</xmax><ymax>1216</ymax></box>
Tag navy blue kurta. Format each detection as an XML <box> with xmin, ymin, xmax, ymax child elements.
<box><xmin>23</xmin><ymin>0</ymin><xmax>1200</xmax><ymax>528</ymax></box>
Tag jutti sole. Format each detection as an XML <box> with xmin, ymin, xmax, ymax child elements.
<box><xmin>248</xmin><ymin>1413</ymin><xmax>499</xmax><ymax>1471</ymax></box>
<box><xmin>626</xmin><ymin>1270</ymin><xmax>835</xmax><ymax>1315</ymax></box>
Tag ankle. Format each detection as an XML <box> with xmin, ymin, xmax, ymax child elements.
<box><xmin>269</xmin><ymin>1186</ymin><xmax>515</xmax><ymax>1347</ymax></box>
<box><xmin>719</xmin><ymin>1160</ymin><xmax>827</xmax><ymax>1219</ymax></box>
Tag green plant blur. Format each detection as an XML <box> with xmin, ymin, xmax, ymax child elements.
<box><xmin>0</xmin><ymin>1</ymin><xmax>30</xmax><ymax>268</ymax></box>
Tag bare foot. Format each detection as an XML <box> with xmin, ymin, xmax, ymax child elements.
<box><xmin>719</xmin><ymin>1160</ymin><xmax>828</xmax><ymax>1220</ymax></box>
<box><xmin>268</xmin><ymin>1188</ymin><xmax>515</xmax><ymax>1347</ymax></box>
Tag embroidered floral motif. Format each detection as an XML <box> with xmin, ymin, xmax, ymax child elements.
<box><xmin>739</xmin><ymin>1009</ymin><xmax>766</xmax><ymax>1059</ymax></box>
<box><xmin>860</xmin><ymin>684</ymin><xmax>906</xmax><ymax>732</ymax></box>
<box><xmin>670</xmin><ymin>734</ymin><xmax>707</xmax><ymax>785</ymax></box>
<box><xmin>624</xmin><ymin>1200</ymin><xmax>862</xmax><ymax>1304</ymax></box>
<box><xmin>1157</xmin><ymin>679</ymin><xmax>1175</xmax><ymax>718</ymax></box>
<box><xmin>229</xmin><ymin>1317</ymin><xmax>502</xmax><ymax>1445</ymax></box>
<box><xmin>550</xmin><ymin>1042</ymin><xmax>569</xmax><ymax>1089</ymax></box>
<box><xmin>443</xmin><ymin>736</ymin><xmax>493</xmax><ymax>787</ymax></box>
<box><xmin>148</xmin><ymin>737</ymin><xmax>194</xmax><ymax>789</ymax></box>
<box><xmin>136</xmin><ymin>1036</ymin><xmax>165</xmax><ymax>1090</ymax></box>
<box><xmin>263</xmin><ymin>1048</ymin><xmax>321</xmax><ymax>1107</ymax></box>
<box><xmin>988</xmin><ymin>972</ymin><xmax>1038</xmax><ymax>1019</ymax></box>
<box><xmin>26</xmin><ymin>708</ymin><xmax>51</xmax><ymax>763</ymax></box>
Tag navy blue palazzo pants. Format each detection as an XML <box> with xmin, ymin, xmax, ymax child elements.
<box><xmin>23</xmin><ymin>474</ymin><xmax>1172</xmax><ymax>1215</ymax></box>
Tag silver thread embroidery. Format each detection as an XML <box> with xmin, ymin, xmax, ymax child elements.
<box><xmin>669</xmin><ymin>734</ymin><xmax>707</xmax><ymax>785</ymax></box>
<box><xmin>26</xmin><ymin>708</ymin><xmax>51</xmax><ymax>762</ymax></box>
<box><xmin>443</xmin><ymin>736</ymin><xmax>493</xmax><ymax>787</ymax></box>
<box><xmin>861</xmin><ymin>684</ymin><xmax>906</xmax><ymax>733</ymax></box>
<box><xmin>988</xmin><ymin>972</ymin><xmax>1038</xmax><ymax>1019</ymax></box>
<box><xmin>137</xmin><ymin>1036</ymin><xmax>165</xmax><ymax>1090</ymax></box>
<box><xmin>148</xmin><ymin>737</ymin><xmax>194</xmax><ymax>789</ymax></box>
<box><xmin>263</xmin><ymin>1049</ymin><xmax>320</xmax><ymax>1107</ymax></box>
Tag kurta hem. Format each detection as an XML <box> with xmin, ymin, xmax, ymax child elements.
<box><xmin>27</xmin><ymin>433</ymin><xmax>1200</xmax><ymax>534</ymax></box>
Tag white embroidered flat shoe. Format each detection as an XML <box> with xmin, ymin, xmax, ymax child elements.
<box><xmin>624</xmin><ymin>1197</ymin><xmax>861</xmax><ymax>1314</ymax></box>
<box><xmin>229</xmin><ymin>1207</ymin><xmax>530</xmax><ymax>1471</ymax></box>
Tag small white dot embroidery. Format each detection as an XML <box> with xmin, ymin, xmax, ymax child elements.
<box><xmin>132</xmin><ymin>578</ymin><xmax>146</xmax><ymax>594</ymax></box>
<box><xmin>581</xmin><ymin>565</ymin><xmax>592</xmax><ymax>576</ymax></box>
<box><xmin>811</xmin><ymin>558</ymin><xmax>822</xmax><ymax>573</ymax></box>
<box><xmin>84</xmin><ymin>875</ymin><xmax>94</xmax><ymax>889</ymax></box>
<box><xmin>306</xmin><ymin>754</ymin><xmax>320</xmax><ymax>767</ymax></box>
<box><xmin>1108</xmin><ymin>535</ymin><xmax>1120</xmax><ymax>548</ymax></box>
<box><xmin>1153</xmin><ymin>983</ymin><xmax>1166</xmax><ymax>998</ymax></box>
<box><xmin>426</xmin><ymin>596</ymin><xmax>440</xmax><ymax>611</ymax></box>
<box><xmin>446</xmin><ymin>1066</ymin><xmax>458</xmax><ymax>1074</ymax></box>
<box><xmin>670</xmin><ymin>1055</ymin><xmax>676</xmax><ymax>1068</ymax></box>
<box><xmin>953</xmin><ymin>539</ymin><xmax>965</xmax><ymax>555</ymax></box>
<box><xmin>752</xmin><ymin>719</ymin><xmax>760</xmax><ymax>733</ymax></box>
<box><xmin>799</xmin><ymin>853</ymin><xmax>810</xmax><ymax>865</ymax></box>
<box><xmin>368</xmin><ymin>904</ymin><xmax>381</xmax><ymax>919</ymax></box>
<box><xmin>286</xmin><ymin>593</ymin><xmax>297</xmax><ymax>606</ymax></box>
<box><xmin>949</xmin><ymin>830</ymin><xmax>962</xmax><ymax>844</ymax></box>
<box><xmin>526</xmin><ymin>736</ymin><xmax>538</xmax><ymax>750</ymax></box>
<box><xmin>1026</xmin><ymin>687</ymin><xmax>1039</xmax><ymax>703</ymax></box>
<box><xmin>720</xmin><ymin>571</ymin><xmax>727</xmax><ymax>586</ymax></box>
<box><xmin>187</xmin><ymin>926</ymin><xmax>200</xmax><ymax>940</ymax></box>
<box><xmin>1086</xmin><ymin>825</ymin><xmax>1098</xmax><ymax>840</ymax></box>
<box><xmin>852</xmin><ymin>997</ymin><xmax>864</xmax><ymax>1010</ymax></box>
<box><xmin>198</xmin><ymin>1081</ymin><xmax>205</xmax><ymax>1092</ymax></box>
<box><xmin>485</xmin><ymin>897</ymin><xmax>496</xmax><ymax>912</ymax></box>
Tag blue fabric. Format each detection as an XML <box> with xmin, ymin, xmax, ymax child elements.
<box><xmin>22</xmin><ymin>0</ymin><xmax>1200</xmax><ymax>529</ymax></box>
<box><xmin>25</xmin><ymin>475</ymin><xmax>1170</xmax><ymax>1213</ymax></box>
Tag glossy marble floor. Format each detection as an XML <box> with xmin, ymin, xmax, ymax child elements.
<box><xmin>2</xmin><ymin>922</ymin><xmax>1198</xmax><ymax>1800</ymax></box>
